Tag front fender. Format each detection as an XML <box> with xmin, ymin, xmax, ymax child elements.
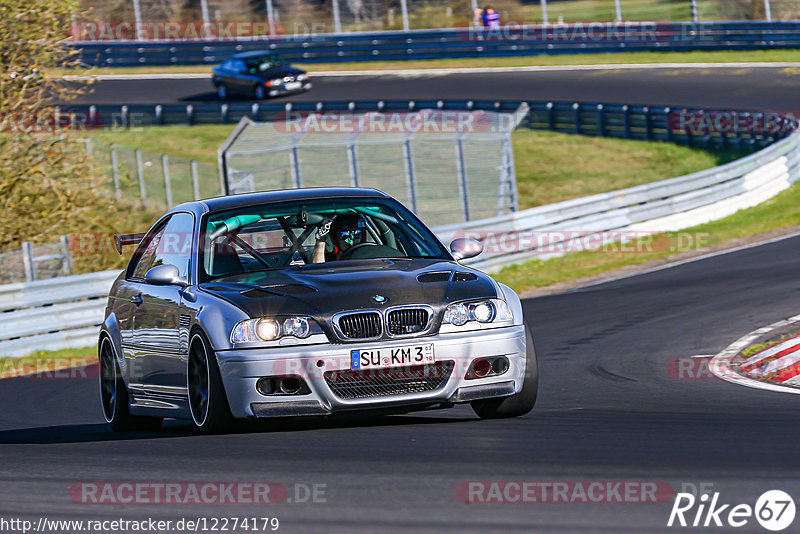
<box><xmin>191</xmin><ymin>290</ymin><xmax>250</xmax><ymax>353</ymax></box>
<box><xmin>99</xmin><ymin>312</ymin><xmax>126</xmax><ymax>374</ymax></box>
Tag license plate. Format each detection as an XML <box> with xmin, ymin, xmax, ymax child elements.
<box><xmin>284</xmin><ymin>81</ymin><xmax>302</xmax><ymax>90</ymax></box>
<box><xmin>350</xmin><ymin>343</ymin><xmax>434</xmax><ymax>370</ymax></box>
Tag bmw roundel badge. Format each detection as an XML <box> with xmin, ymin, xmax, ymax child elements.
<box><xmin>372</xmin><ymin>295</ymin><xmax>387</xmax><ymax>304</ymax></box>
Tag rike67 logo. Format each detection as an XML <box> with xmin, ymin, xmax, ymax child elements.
<box><xmin>668</xmin><ymin>490</ymin><xmax>795</xmax><ymax>531</ymax></box>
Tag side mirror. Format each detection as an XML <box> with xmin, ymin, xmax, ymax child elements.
<box><xmin>450</xmin><ymin>238</ymin><xmax>483</xmax><ymax>261</ymax></box>
<box><xmin>144</xmin><ymin>264</ymin><xmax>186</xmax><ymax>286</ymax></box>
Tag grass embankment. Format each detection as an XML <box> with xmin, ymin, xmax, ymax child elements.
<box><xmin>58</xmin><ymin>50</ymin><xmax>800</xmax><ymax>77</ymax></box>
<box><xmin>88</xmin><ymin>125</ymin><xmax>738</xmax><ymax>209</ymax></box>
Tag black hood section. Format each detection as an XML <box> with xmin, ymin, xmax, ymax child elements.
<box><xmin>198</xmin><ymin>259</ymin><xmax>497</xmax><ymax>327</ymax></box>
<box><xmin>254</xmin><ymin>66</ymin><xmax>305</xmax><ymax>79</ymax></box>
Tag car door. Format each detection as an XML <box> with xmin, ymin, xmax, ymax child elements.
<box><xmin>130</xmin><ymin>212</ymin><xmax>195</xmax><ymax>397</ymax></box>
<box><xmin>217</xmin><ymin>59</ymin><xmax>240</xmax><ymax>93</ymax></box>
<box><xmin>224</xmin><ymin>58</ymin><xmax>246</xmax><ymax>95</ymax></box>
<box><xmin>109</xmin><ymin>278</ymin><xmax>144</xmax><ymax>382</ymax></box>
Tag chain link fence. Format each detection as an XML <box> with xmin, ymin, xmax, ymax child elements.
<box><xmin>219</xmin><ymin>105</ymin><xmax>527</xmax><ymax>228</ymax></box>
<box><xmin>0</xmin><ymin>237</ymin><xmax>73</xmax><ymax>285</ymax></box>
<box><xmin>87</xmin><ymin>139</ymin><xmax>222</xmax><ymax>212</ymax></box>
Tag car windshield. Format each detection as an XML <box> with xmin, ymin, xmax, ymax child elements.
<box><xmin>245</xmin><ymin>55</ymin><xmax>282</xmax><ymax>73</ymax></box>
<box><xmin>199</xmin><ymin>197</ymin><xmax>450</xmax><ymax>281</ymax></box>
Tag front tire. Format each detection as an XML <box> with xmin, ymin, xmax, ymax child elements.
<box><xmin>188</xmin><ymin>331</ymin><xmax>232</xmax><ymax>434</ymax></box>
<box><xmin>99</xmin><ymin>337</ymin><xmax>162</xmax><ymax>432</ymax></box>
<box><xmin>216</xmin><ymin>82</ymin><xmax>228</xmax><ymax>100</ymax></box>
<box><xmin>471</xmin><ymin>326</ymin><xmax>538</xmax><ymax>419</ymax></box>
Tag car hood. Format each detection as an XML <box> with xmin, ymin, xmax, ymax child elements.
<box><xmin>254</xmin><ymin>66</ymin><xmax>305</xmax><ymax>79</ymax></box>
<box><xmin>198</xmin><ymin>258</ymin><xmax>498</xmax><ymax>321</ymax></box>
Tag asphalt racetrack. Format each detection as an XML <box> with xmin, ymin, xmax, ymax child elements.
<box><xmin>75</xmin><ymin>65</ymin><xmax>800</xmax><ymax>111</ymax></box>
<box><xmin>2</xmin><ymin>234</ymin><xmax>800</xmax><ymax>532</ymax></box>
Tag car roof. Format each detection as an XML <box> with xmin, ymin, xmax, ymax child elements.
<box><xmin>228</xmin><ymin>50</ymin><xmax>278</xmax><ymax>59</ymax></box>
<box><xmin>172</xmin><ymin>187</ymin><xmax>391</xmax><ymax>216</ymax></box>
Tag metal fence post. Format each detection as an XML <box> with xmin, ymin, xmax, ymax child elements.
<box><xmin>347</xmin><ymin>143</ymin><xmax>360</xmax><ymax>187</ymax></box>
<box><xmin>547</xmin><ymin>102</ymin><xmax>555</xmax><ymax>131</ymax></box>
<box><xmin>84</xmin><ymin>137</ymin><xmax>92</xmax><ymax>155</ymax></box>
<box><xmin>60</xmin><ymin>235</ymin><xmax>73</xmax><ymax>275</ymax></box>
<box><xmin>455</xmin><ymin>138</ymin><xmax>470</xmax><ymax>222</ymax></box>
<box><xmin>136</xmin><ymin>149</ymin><xmax>147</xmax><ymax>205</ymax></box>
<box><xmin>498</xmin><ymin>134</ymin><xmax>518</xmax><ymax>215</ymax></box>
<box><xmin>191</xmin><ymin>160</ymin><xmax>201</xmax><ymax>200</ymax></box>
<box><xmin>289</xmin><ymin>145</ymin><xmax>302</xmax><ymax>188</ymax></box>
<box><xmin>331</xmin><ymin>0</ymin><xmax>342</xmax><ymax>33</ymax></box>
<box><xmin>664</xmin><ymin>107</ymin><xmax>673</xmax><ymax>143</ymax></box>
<box><xmin>573</xmin><ymin>103</ymin><xmax>582</xmax><ymax>135</ymax></box>
<box><xmin>120</xmin><ymin>105</ymin><xmax>129</xmax><ymax>129</ymax></box>
<box><xmin>110</xmin><ymin>145</ymin><xmax>121</xmax><ymax>200</ymax></box>
<box><xmin>162</xmin><ymin>154</ymin><xmax>173</xmax><ymax>207</ymax></box>
<box><xmin>540</xmin><ymin>0</ymin><xmax>548</xmax><ymax>24</ymax></box>
<box><xmin>597</xmin><ymin>104</ymin><xmax>606</xmax><ymax>137</ymax></box>
<box><xmin>614</xmin><ymin>0</ymin><xmax>622</xmax><ymax>21</ymax></box>
<box><xmin>21</xmin><ymin>242</ymin><xmax>35</xmax><ymax>282</ymax></box>
<box><xmin>265</xmin><ymin>0</ymin><xmax>277</xmax><ymax>36</ymax></box>
<box><xmin>402</xmin><ymin>138</ymin><xmax>418</xmax><ymax>213</ymax></box>
<box><xmin>622</xmin><ymin>105</ymin><xmax>631</xmax><ymax>139</ymax></box>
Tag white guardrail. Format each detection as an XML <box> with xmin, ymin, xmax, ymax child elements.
<box><xmin>451</xmin><ymin>131</ymin><xmax>800</xmax><ymax>271</ymax></box>
<box><xmin>0</xmin><ymin>270</ymin><xmax>119</xmax><ymax>358</ymax></box>
<box><xmin>0</xmin><ymin>132</ymin><xmax>798</xmax><ymax>357</ymax></box>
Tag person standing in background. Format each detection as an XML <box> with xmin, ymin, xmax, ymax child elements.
<box><xmin>482</xmin><ymin>6</ymin><xmax>501</xmax><ymax>28</ymax></box>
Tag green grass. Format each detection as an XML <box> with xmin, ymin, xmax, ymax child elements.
<box><xmin>87</xmin><ymin>125</ymin><xmax>735</xmax><ymax>210</ymax></box>
<box><xmin>512</xmin><ymin>130</ymin><xmax>744</xmax><ymax>207</ymax></box>
<box><xmin>89</xmin><ymin>125</ymin><xmax>233</xmax><ymax>165</ymax></box>
<box><xmin>55</xmin><ymin>49</ymin><xmax>800</xmax><ymax>77</ymax></box>
<box><xmin>494</xmin><ymin>181</ymin><xmax>800</xmax><ymax>293</ymax></box>
<box><xmin>0</xmin><ymin>347</ymin><xmax>96</xmax><ymax>378</ymax></box>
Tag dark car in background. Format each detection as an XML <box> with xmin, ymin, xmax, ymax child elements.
<box><xmin>212</xmin><ymin>51</ymin><xmax>311</xmax><ymax>100</ymax></box>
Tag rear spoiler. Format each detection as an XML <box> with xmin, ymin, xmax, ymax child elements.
<box><xmin>113</xmin><ymin>233</ymin><xmax>146</xmax><ymax>255</ymax></box>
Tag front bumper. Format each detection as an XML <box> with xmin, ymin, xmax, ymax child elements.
<box><xmin>216</xmin><ymin>325</ymin><xmax>526</xmax><ymax>419</ymax></box>
<box><xmin>268</xmin><ymin>81</ymin><xmax>311</xmax><ymax>97</ymax></box>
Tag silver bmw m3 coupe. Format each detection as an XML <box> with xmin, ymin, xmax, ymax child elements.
<box><xmin>99</xmin><ymin>188</ymin><xmax>537</xmax><ymax>433</ymax></box>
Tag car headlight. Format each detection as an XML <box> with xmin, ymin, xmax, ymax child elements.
<box><xmin>266</xmin><ymin>78</ymin><xmax>283</xmax><ymax>87</ymax></box>
<box><xmin>442</xmin><ymin>299</ymin><xmax>512</xmax><ymax>327</ymax></box>
<box><xmin>297</xmin><ymin>73</ymin><xmax>308</xmax><ymax>81</ymax></box>
<box><xmin>231</xmin><ymin>316</ymin><xmax>321</xmax><ymax>343</ymax></box>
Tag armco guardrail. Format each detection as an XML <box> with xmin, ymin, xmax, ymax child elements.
<box><xmin>68</xmin><ymin>100</ymin><xmax>791</xmax><ymax>151</ymax></box>
<box><xmin>0</xmin><ymin>271</ymin><xmax>119</xmax><ymax>358</ymax></box>
<box><xmin>447</xmin><ymin>131</ymin><xmax>800</xmax><ymax>272</ymax></box>
<box><xmin>74</xmin><ymin>22</ymin><xmax>800</xmax><ymax>67</ymax></box>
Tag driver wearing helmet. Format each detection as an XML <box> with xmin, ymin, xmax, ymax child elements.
<box><xmin>311</xmin><ymin>214</ymin><xmax>367</xmax><ymax>263</ymax></box>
